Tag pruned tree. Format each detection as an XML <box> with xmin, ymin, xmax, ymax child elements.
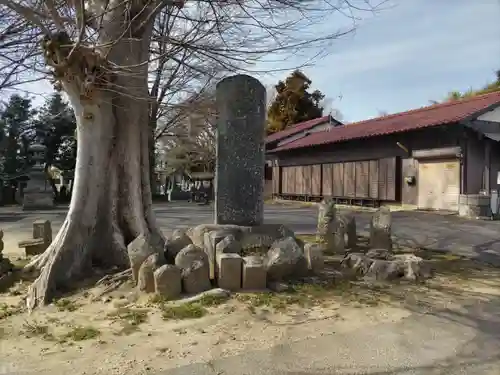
<box><xmin>0</xmin><ymin>6</ymin><xmax>44</xmax><ymax>95</ymax></box>
<box><xmin>0</xmin><ymin>0</ymin><xmax>382</xmax><ymax>309</ymax></box>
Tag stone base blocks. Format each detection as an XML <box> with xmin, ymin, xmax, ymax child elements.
<box><xmin>18</xmin><ymin>219</ymin><xmax>53</xmax><ymax>256</ymax></box>
<box><xmin>242</xmin><ymin>255</ymin><xmax>267</xmax><ymax>290</ymax></box>
<box><xmin>216</xmin><ymin>253</ymin><xmax>242</xmax><ymax>291</ymax></box>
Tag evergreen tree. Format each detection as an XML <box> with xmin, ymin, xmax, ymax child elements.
<box><xmin>33</xmin><ymin>93</ymin><xmax>77</xmax><ymax>170</ymax></box>
<box><xmin>267</xmin><ymin>70</ymin><xmax>325</xmax><ymax>134</ymax></box>
<box><xmin>0</xmin><ymin>94</ymin><xmax>34</xmax><ymax>176</ymax></box>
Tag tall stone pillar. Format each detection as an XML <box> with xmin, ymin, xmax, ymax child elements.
<box><xmin>215</xmin><ymin>74</ymin><xmax>266</xmax><ymax>226</ymax></box>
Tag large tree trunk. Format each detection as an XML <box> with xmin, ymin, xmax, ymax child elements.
<box><xmin>25</xmin><ymin>13</ymin><xmax>165</xmax><ymax>309</ymax></box>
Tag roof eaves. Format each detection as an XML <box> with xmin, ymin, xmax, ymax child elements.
<box><xmin>458</xmin><ymin>101</ymin><xmax>500</xmax><ymax>125</ymax></box>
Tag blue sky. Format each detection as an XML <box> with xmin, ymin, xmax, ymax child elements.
<box><xmin>259</xmin><ymin>0</ymin><xmax>500</xmax><ymax>122</ymax></box>
<box><xmin>16</xmin><ymin>0</ymin><xmax>500</xmax><ymax>123</ymax></box>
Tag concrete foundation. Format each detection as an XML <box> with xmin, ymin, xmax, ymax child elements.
<box><xmin>458</xmin><ymin>194</ymin><xmax>492</xmax><ymax>219</ymax></box>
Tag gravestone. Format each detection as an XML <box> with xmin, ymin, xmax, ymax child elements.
<box><xmin>22</xmin><ymin>144</ymin><xmax>54</xmax><ymax>210</ymax></box>
<box><xmin>215</xmin><ymin>74</ymin><xmax>266</xmax><ymax>226</ymax></box>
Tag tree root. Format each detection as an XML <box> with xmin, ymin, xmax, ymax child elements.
<box><xmin>96</xmin><ymin>268</ymin><xmax>132</xmax><ymax>285</ymax></box>
<box><xmin>92</xmin><ymin>268</ymin><xmax>133</xmax><ymax>299</ymax></box>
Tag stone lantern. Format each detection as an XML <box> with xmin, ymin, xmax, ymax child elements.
<box><xmin>22</xmin><ymin>143</ymin><xmax>55</xmax><ymax>210</ymax></box>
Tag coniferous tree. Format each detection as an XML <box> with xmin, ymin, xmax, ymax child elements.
<box><xmin>267</xmin><ymin>70</ymin><xmax>325</xmax><ymax>134</ymax></box>
<box><xmin>33</xmin><ymin>93</ymin><xmax>77</xmax><ymax>171</ymax></box>
<box><xmin>0</xmin><ymin>94</ymin><xmax>34</xmax><ymax>176</ymax></box>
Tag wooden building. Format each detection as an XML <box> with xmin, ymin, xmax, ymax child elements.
<box><xmin>266</xmin><ymin>92</ymin><xmax>500</xmax><ymax>213</ymax></box>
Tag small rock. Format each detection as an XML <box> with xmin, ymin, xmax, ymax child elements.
<box><xmin>265</xmin><ymin>237</ymin><xmax>307</xmax><ymax>281</ymax></box>
<box><xmin>164</xmin><ymin>231</ymin><xmax>193</xmax><ymax>263</ymax></box>
<box><xmin>341</xmin><ymin>253</ymin><xmax>373</xmax><ymax>275</ymax></box>
<box><xmin>393</xmin><ymin>254</ymin><xmax>433</xmax><ymax>281</ymax></box>
<box><xmin>267</xmin><ymin>281</ymin><xmax>290</xmax><ymax>292</ymax></box>
<box><xmin>181</xmin><ymin>260</ymin><xmax>211</xmax><ymax>294</ymax></box>
<box><xmin>154</xmin><ymin>264</ymin><xmax>182</xmax><ymax>299</ymax></box>
<box><xmin>364</xmin><ymin>259</ymin><xmax>404</xmax><ymax>281</ymax></box>
<box><xmin>127</xmin><ymin>235</ymin><xmax>162</xmax><ymax>284</ymax></box>
<box><xmin>138</xmin><ymin>253</ymin><xmax>163</xmax><ymax>293</ymax></box>
<box><xmin>216</xmin><ymin>234</ymin><xmax>242</xmax><ymax>255</ymax></box>
<box><xmin>175</xmin><ymin>244</ymin><xmax>208</xmax><ymax>269</ymax></box>
<box><xmin>366</xmin><ymin>248</ymin><xmax>393</xmax><ymax>260</ymax></box>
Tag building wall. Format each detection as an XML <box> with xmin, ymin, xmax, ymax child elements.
<box><xmin>491</xmin><ymin>146</ymin><xmax>500</xmax><ymax>192</ymax></box>
<box><xmin>465</xmin><ymin>131</ymin><xmax>485</xmax><ymax>194</ymax></box>
<box><xmin>463</xmin><ymin>127</ymin><xmax>500</xmax><ymax>194</ymax></box>
<box><xmin>401</xmin><ymin>158</ymin><xmax>418</xmax><ymax>205</ymax></box>
<box><xmin>271</xmin><ymin>123</ymin><xmax>500</xmax><ymax>205</ymax></box>
<box><xmin>270</xmin><ymin>124</ymin><xmax>470</xmax><ymax>205</ymax></box>
<box><xmin>274</xmin><ymin>125</ymin><xmax>464</xmax><ymax>167</ymax></box>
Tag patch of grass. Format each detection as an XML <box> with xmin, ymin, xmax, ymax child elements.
<box><xmin>22</xmin><ymin>321</ymin><xmax>55</xmax><ymax>341</ymax></box>
<box><xmin>108</xmin><ymin>307</ymin><xmax>149</xmax><ymax>325</ymax></box>
<box><xmin>64</xmin><ymin>326</ymin><xmax>100</xmax><ymax>341</ymax></box>
<box><xmin>197</xmin><ymin>293</ymin><xmax>230</xmax><ymax>307</ymax></box>
<box><xmin>147</xmin><ymin>294</ymin><xmax>171</xmax><ymax>306</ymax></box>
<box><xmin>236</xmin><ymin>292</ymin><xmax>306</xmax><ymax>310</ymax></box>
<box><xmin>46</xmin><ymin>317</ymin><xmax>61</xmax><ymax>324</ymax></box>
<box><xmin>108</xmin><ymin>307</ymin><xmax>149</xmax><ymax>335</ymax></box>
<box><xmin>0</xmin><ymin>303</ymin><xmax>22</xmax><ymax>320</ymax></box>
<box><xmin>236</xmin><ymin>278</ymin><xmax>387</xmax><ymax>311</ymax></box>
<box><xmin>161</xmin><ymin>303</ymin><xmax>207</xmax><ymax>320</ymax></box>
<box><xmin>54</xmin><ymin>298</ymin><xmax>81</xmax><ymax>312</ymax></box>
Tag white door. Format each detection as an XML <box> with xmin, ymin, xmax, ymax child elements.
<box><xmin>418</xmin><ymin>159</ymin><xmax>460</xmax><ymax>211</ymax></box>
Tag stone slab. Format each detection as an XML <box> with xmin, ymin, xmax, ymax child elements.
<box><xmin>216</xmin><ymin>253</ymin><xmax>242</xmax><ymax>291</ymax></box>
<box><xmin>242</xmin><ymin>255</ymin><xmax>267</xmax><ymax>290</ymax></box>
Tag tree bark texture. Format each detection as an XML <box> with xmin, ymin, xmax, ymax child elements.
<box><xmin>25</xmin><ymin>2</ymin><xmax>167</xmax><ymax>309</ymax></box>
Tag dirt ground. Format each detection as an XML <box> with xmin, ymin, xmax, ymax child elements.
<box><xmin>1</xmin><ymin>248</ymin><xmax>500</xmax><ymax>375</ymax></box>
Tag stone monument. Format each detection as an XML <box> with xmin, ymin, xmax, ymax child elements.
<box><xmin>215</xmin><ymin>74</ymin><xmax>266</xmax><ymax>226</ymax></box>
<box><xmin>22</xmin><ymin>144</ymin><xmax>54</xmax><ymax>210</ymax></box>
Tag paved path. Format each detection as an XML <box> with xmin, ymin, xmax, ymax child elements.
<box><xmin>2</xmin><ymin>202</ymin><xmax>500</xmax><ymax>265</ymax></box>
<box><xmin>162</xmin><ymin>297</ymin><xmax>500</xmax><ymax>375</ymax></box>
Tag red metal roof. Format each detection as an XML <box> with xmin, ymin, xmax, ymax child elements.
<box><xmin>265</xmin><ymin>115</ymin><xmax>331</xmax><ymax>143</ymax></box>
<box><xmin>269</xmin><ymin>91</ymin><xmax>500</xmax><ymax>153</ymax></box>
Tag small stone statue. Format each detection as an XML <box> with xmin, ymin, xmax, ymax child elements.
<box><xmin>316</xmin><ymin>199</ymin><xmax>345</xmax><ymax>253</ymax></box>
<box><xmin>369</xmin><ymin>207</ymin><xmax>392</xmax><ymax>251</ymax></box>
